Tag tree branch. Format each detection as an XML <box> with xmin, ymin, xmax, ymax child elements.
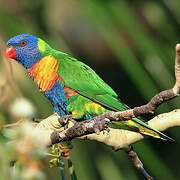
<box><xmin>50</xmin><ymin>117</ymin><xmax>110</xmax><ymax>144</ymax></box>
<box><xmin>35</xmin><ymin>109</ymin><xmax>179</xmax><ymax>148</ymax></box>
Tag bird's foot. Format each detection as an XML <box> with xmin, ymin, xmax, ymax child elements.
<box><xmin>58</xmin><ymin>115</ymin><xmax>72</xmax><ymax>129</ymax></box>
<box><xmin>93</xmin><ymin>118</ymin><xmax>110</xmax><ymax>134</ymax></box>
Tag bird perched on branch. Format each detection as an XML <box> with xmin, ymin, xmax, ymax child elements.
<box><xmin>5</xmin><ymin>34</ymin><xmax>173</xmax><ymax>141</ymax></box>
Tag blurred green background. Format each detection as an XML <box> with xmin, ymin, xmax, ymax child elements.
<box><xmin>0</xmin><ymin>0</ymin><xmax>180</xmax><ymax>179</ymax></box>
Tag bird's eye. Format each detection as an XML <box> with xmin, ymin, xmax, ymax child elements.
<box><xmin>20</xmin><ymin>40</ymin><xmax>27</xmax><ymax>46</ymax></box>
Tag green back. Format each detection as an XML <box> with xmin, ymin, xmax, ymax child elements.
<box><xmin>54</xmin><ymin>51</ymin><xmax>127</xmax><ymax>112</ymax></box>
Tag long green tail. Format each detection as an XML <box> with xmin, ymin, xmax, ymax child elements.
<box><xmin>110</xmin><ymin>117</ymin><xmax>175</xmax><ymax>142</ymax></box>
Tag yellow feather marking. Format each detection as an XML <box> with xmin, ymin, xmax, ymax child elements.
<box><xmin>38</xmin><ymin>39</ymin><xmax>46</xmax><ymax>53</ymax></box>
<box><xmin>115</xmin><ymin>120</ymin><xmax>160</xmax><ymax>138</ymax></box>
<box><xmin>84</xmin><ymin>102</ymin><xmax>106</xmax><ymax>115</ymax></box>
<box><xmin>28</xmin><ymin>55</ymin><xmax>59</xmax><ymax>92</ymax></box>
<box><xmin>71</xmin><ymin>110</ymin><xmax>83</xmax><ymax>119</ymax></box>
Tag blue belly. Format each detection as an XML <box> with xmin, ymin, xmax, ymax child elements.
<box><xmin>44</xmin><ymin>78</ymin><xmax>70</xmax><ymax>116</ymax></box>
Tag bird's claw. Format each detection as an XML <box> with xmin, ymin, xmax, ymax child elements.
<box><xmin>58</xmin><ymin>115</ymin><xmax>72</xmax><ymax>129</ymax></box>
<box><xmin>93</xmin><ymin>118</ymin><xmax>110</xmax><ymax>135</ymax></box>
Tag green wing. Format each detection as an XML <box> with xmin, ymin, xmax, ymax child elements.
<box><xmin>55</xmin><ymin>53</ymin><xmax>127</xmax><ymax>111</ymax></box>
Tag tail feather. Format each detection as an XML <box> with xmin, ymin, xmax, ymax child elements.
<box><xmin>110</xmin><ymin>117</ymin><xmax>175</xmax><ymax>142</ymax></box>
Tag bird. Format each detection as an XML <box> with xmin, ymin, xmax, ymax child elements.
<box><xmin>5</xmin><ymin>34</ymin><xmax>173</xmax><ymax>141</ymax></box>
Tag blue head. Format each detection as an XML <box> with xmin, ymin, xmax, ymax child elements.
<box><xmin>5</xmin><ymin>34</ymin><xmax>44</xmax><ymax>69</ymax></box>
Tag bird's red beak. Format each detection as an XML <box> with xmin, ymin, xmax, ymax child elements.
<box><xmin>5</xmin><ymin>46</ymin><xmax>17</xmax><ymax>60</ymax></box>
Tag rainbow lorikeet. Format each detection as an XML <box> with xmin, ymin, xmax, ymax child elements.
<box><xmin>5</xmin><ymin>34</ymin><xmax>173</xmax><ymax>141</ymax></box>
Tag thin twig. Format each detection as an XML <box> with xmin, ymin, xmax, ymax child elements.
<box><xmin>125</xmin><ymin>146</ymin><xmax>153</xmax><ymax>180</ymax></box>
<box><xmin>67</xmin><ymin>156</ymin><xmax>77</xmax><ymax>180</ymax></box>
<box><xmin>59</xmin><ymin>156</ymin><xmax>66</xmax><ymax>180</ymax></box>
<box><xmin>2</xmin><ymin>122</ymin><xmax>20</xmax><ymax>128</ymax></box>
<box><xmin>2</xmin><ymin>121</ymin><xmax>37</xmax><ymax>129</ymax></box>
<box><xmin>173</xmin><ymin>44</ymin><xmax>180</xmax><ymax>94</ymax></box>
